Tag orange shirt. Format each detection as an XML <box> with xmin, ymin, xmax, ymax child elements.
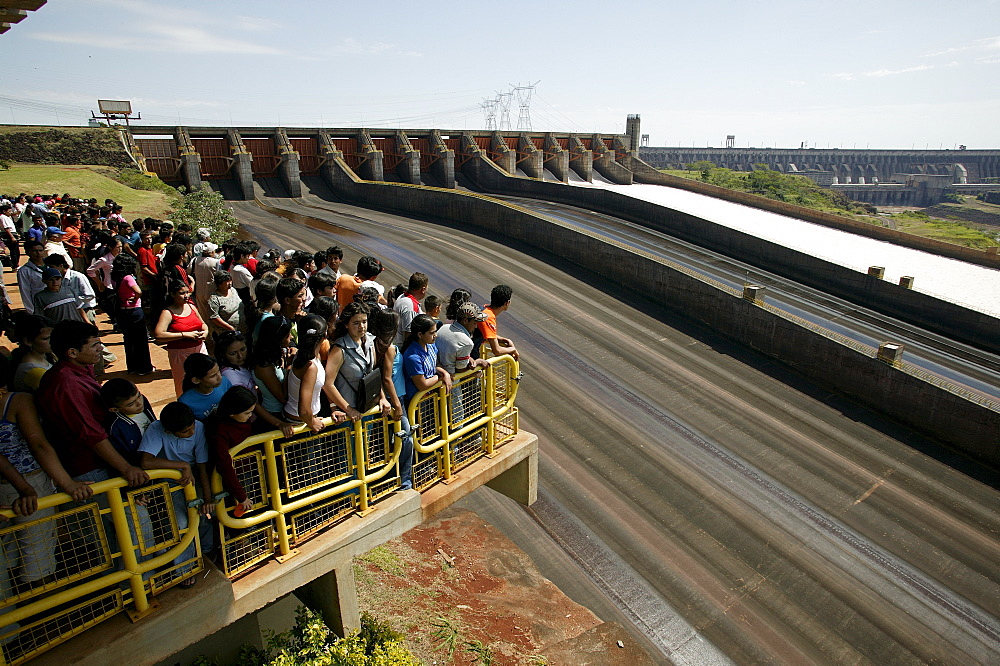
<box><xmin>336</xmin><ymin>274</ymin><xmax>362</xmax><ymax>308</ymax></box>
<box><xmin>477</xmin><ymin>306</ymin><xmax>498</xmax><ymax>341</ymax></box>
<box><xmin>62</xmin><ymin>225</ymin><xmax>82</xmax><ymax>257</ymax></box>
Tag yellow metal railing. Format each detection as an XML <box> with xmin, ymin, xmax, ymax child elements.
<box><xmin>0</xmin><ymin>355</ymin><xmax>520</xmax><ymax>663</ymax></box>
<box><xmin>214</xmin><ymin>354</ymin><xmax>520</xmax><ymax>577</ymax></box>
<box><xmin>0</xmin><ymin>470</ymin><xmax>200</xmax><ymax>666</ymax></box>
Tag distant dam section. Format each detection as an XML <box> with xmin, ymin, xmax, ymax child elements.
<box><xmin>639</xmin><ymin>145</ymin><xmax>1000</xmax><ymax>206</ymax></box>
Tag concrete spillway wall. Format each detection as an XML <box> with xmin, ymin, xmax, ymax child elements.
<box><xmin>455</xmin><ymin>155</ymin><xmax>1000</xmax><ymax>356</ymax></box>
<box><xmin>620</xmin><ymin>156</ymin><xmax>1000</xmax><ymax>271</ymax></box>
<box><xmin>321</xmin><ymin>158</ymin><xmax>1000</xmax><ymax>466</ymax></box>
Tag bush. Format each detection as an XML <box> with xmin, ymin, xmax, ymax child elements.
<box><xmin>170</xmin><ymin>186</ymin><xmax>240</xmax><ymax>240</ymax></box>
<box><xmin>116</xmin><ymin>168</ymin><xmax>181</xmax><ymax>197</ymax></box>
<box><xmin>226</xmin><ymin>606</ymin><xmax>420</xmax><ymax>666</ymax></box>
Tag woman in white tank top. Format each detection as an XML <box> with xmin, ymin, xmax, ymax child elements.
<box><xmin>283</xmin><ymin>315</ymin><xmax>333</xmax><ymax>432</ymax></box>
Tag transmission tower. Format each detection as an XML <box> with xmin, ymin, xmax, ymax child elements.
<box><xmin>511</xmin><ymin>81</ymin><xmax>540</xmax><ymax>131</ymax></box>
<box><xmin>496</xmin><ymin>91</ymin><xmax>513</xmax><ymax>131</ymax></box>
<box><xmin>480</xmin><ymin>97</ymin><xmax>498</xmax><ymax>131</ymax></box>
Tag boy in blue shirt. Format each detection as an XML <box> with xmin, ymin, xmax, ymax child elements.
<box><xmin>139</xmin><ymin>402</ymin><xmax>214</xmax><ymax>587</ymax></box>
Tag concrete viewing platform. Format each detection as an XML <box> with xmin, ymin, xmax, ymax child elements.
<box><xmin>34</xmin><ymin>432</ymin><xmax>538</xmax><ymax>666</ymax></box>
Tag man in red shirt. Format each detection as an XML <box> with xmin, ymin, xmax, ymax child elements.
<box><xmin>37</xmin><ymin>321</ymin><xmax>149</xmax><ymax>488</ymax></box>
<box><xmin>478</xmin><ymin>284</ymin><xmax>519</xmax><ymax>361</ymax></box>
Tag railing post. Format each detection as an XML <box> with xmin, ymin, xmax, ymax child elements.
<box><xmin>438</xmin><ymin>389</ymin><xmax>453</xmax><ymax>481</ymax></box>
<box><xmin>485</xmin><ymin>363</ymin><xmax>497</xmax><ymax>456</ymax></box>
<box><xmin>264</xmin><ymin>437</ymin><xmax>293</xmax><ymax>558</ymax></box>
<box><xmin>106</xmin><ymin>488</ymin><xmax>150</xmax><ymax>618</ymax></box>
<box><xmin>354</xmin><ymin>419</ymin><xmax>370</xmax><ymax>514</ymax></box>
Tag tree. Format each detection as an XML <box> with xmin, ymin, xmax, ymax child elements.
<box><xmin>686</xmin><ymin>160</ymin><xmax>715</xmax><ymax>181</ymax></box>
<box><xmin>169</xmin><ymin>186</ymin><xmax>239</xmax><ymax>240</ymax></box>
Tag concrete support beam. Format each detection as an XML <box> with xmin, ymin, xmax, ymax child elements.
<box><xmin>591</xmin><ymin>134</ymin><xmax>633</xmax><ymax>184</ymax></box>
<box><xmin>176</xmin><ymin>127</ymin><xmax>203</xmax><ymax>193</ymax></box>
<box><xmin>459</xmin><ymin>133</ymin><xmax>512</xmax><ymax>190</ymax></box>
<box><xmin>485</xmin><ymin>451</ymin><xmax>537</xmax><ymax>506</ymax></box>
<box><xmin>394</xmin><ymin>131</ymin><xmax>421</xmax><ymax>184</ymax></box>
<box><xmin>274</xmin><ymin>128</ymin><xmax>302</xmax><ymax>197</ymax></box>
<box><xmin>490</xmin><ymin>132</ymin><xmax>516</xmax><ymax>175</ymax></box>
<box><xmin>318</xmin><ymin>131</ymin><xmax>354</xmax><ymax>192</ymax></box>
<box><xmin>428</xmin><ymin>130</ymin><xmax>455</xmax><ymax>189</ymax></box>
<box><xmin>543</xmin><ymin>133</ymin><xmax>569</xmax><ymax>182</ymax></box>
<box><xmin>355</xmin><ymin>130</ymin><xmax>384</xmax><ymax>181</ymax></box>
<box><xmin>568</xmin><ymin>135</ymin><xmax>593</xmax><ymax>182</ymax></box>
<box><xmin>226</xmin><ymin>129</ymin><xmax>254</xmax><ymax>200</ymax></box>
<box><xmin>294</xmin><ymin>564</ymin><xmax>360</xmax><ymax>638</ymax></box>
<box><xmin>517</xmin><ymin>133</ymin><xmax>543</xmax><ymax>179</ymax></box>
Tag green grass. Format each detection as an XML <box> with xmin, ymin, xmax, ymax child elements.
<box><xmin>889</xmin><ymin>211</ymin><xmax>999</xmax><ymax>248</ymax></box>
<box><xmin>0</xmin><ymin>163</ymin><xmax>176</xmax><ymax>219</ymax></box>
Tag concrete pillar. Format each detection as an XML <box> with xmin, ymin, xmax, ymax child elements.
<box><xmin>294</xmin><ymin>563</ymin><xmax>360</xmax><ymax>638</ymax></box>
<box><xmin>394</xmin><ymin>131</ymin><xmax>421</xmax><ymax>184</ymax></box>
<box><xmin>625</xmin><ymin>114</ymin><xmax>641</xmax><ymax>151</ymax></box>
<box><xmin>428</xmin><ymin>130</ymin><xmax>455</xmax><ymax>189</ymax></box>
<box><xmin>568</xmin><ymin>135</ymin><xmax>593</xmax><ymax>182</ymax></box>
<box><xmin>543</xmin><ymin>133</ymin><xmax>569</xmax><ymax>182</ymax></box>
<box><xmin>176</xmin><ymin>127</ymin><xmax>203</xmax><ymax>193</ymax></box>
<box><xmin>226</xmin><ymin>129</ymin><xmax>254</xmax><ymax>200</ymax></box>
<box><xmin>355</xmin><ymin>130</ymin><xmax>384</xmax><ymax>181</ymax></box>
<box><xmin>490</xmin><ymin>132</ymin><xmax>516</xmax><ymax>174</ymax></box>
<box><xmin>591</xmin><ymin>134</ymin><xmax>633</xmax><ymax>184</ymax></box>
<box><xmin>485</xmin><ymin>451</ymin><xmax>537</xmax><ymax>506</ymax></box>
<box><xmin>516</xmin><ymin>133</ymin><xmax>543</xmax><ymax>179</ymax></box>
<box><xmin>318</xmin><ymin>131</ymin><xmax>352</xmax><ymax>193</ymax></box>
<box><xmin>274</xmin><ymin>128</ymin><xmax>302</xmax><ymax>197</ymax></box>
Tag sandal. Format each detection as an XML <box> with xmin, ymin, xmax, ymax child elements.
<box><xmin>180</xmin><ymin>576</ymin><xmax>197</xmax><ymax>588</ymax></box>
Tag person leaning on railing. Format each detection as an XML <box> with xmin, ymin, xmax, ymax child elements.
<box><xmin>323</xmin><ymin>302</ymin><xmax>391</xmax><ymax>423</ymax></box>
<box><xmin>36</xmin><ymin>320</ymin><xmax>150</xmax><ymax>490</ymax></box>
<box><xmin>0</xmin><ymin>385</ymin><xmax>94</xmax><ymax>590</ymax></box>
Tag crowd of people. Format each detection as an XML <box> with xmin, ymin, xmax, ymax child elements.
<box><xmin>0</xmin><ymin>191</ymin><xmax>519</xmax><ymax>594</ymax></box>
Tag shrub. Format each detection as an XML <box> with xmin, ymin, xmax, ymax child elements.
<box><xmin>116</xmin><ymin>168</ymin><xmax>181</xmax><ymax>197</ymax></box>
<box><xmin>229</xmin><ymin>606</ymin><xmax>420</xmax><ymax>666</ymax></box>
<box><xmin>170</xmin><ymin>186</ymin><xmax>240</xmax><ymax>240</ymax></box>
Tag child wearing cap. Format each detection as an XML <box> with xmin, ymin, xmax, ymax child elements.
<box><xmin>43</xmin><ymin>226</ymin><xmax>71</xmax><ymax>265</ymax></box>
<box><xmin>32</xmin><ymin>267</ymin><xmax>87</xmax><ymax>323</ymax></box>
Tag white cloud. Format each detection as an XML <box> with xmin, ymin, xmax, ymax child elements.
<box><xmin>29</xmin><ymin>0</ymin><xmax>290</xmax><ymax>56</ymax></box>
<box><xmin>923</xmin><ymin>34</ymin><xmax>1000</xmax><ymax>57</ymax></box>
<box><xmin>835</xmin><ymin>64</ymin><xmax>934</xmax><ymax>81</ymax></box>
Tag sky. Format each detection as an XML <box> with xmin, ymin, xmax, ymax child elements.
<box><xmin>1</xmin><ymin>0</ymin><xmax>999</xmax><ymax>149</ymax></box>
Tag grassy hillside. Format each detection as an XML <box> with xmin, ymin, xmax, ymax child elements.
<box><xmin>0</xmin><ymin>164</ymin><xmax>176</xmax><ymax>219</ymax></box>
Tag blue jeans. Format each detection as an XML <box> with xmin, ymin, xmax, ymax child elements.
<box><xmin>171</xmin><ymin>482</ymin><xmax>213</xmax><ymax>576</ymax></box>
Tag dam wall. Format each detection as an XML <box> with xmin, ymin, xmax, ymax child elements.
<box><xmin>317</xmin><ymin>157</ymin><xmax>1000</xmax><ymax>466</ymax></box>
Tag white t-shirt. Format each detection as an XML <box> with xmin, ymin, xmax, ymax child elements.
<box><xmin>231</xmin><ymin>263</ymin><xmax>254</xmax><ymax>290</ymax></box>
<box><xmin>0</xmin><ymin>214</ymin><xmax>14</xmax><ymax>235</ymax></box>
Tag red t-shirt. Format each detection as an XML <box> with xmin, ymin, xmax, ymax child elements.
<box><xmin>137</xmin><ymin>246</ymin><xmax>159</xmax><ymax>286</ymax></box>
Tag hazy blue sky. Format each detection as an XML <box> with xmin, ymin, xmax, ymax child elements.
<box><xmin>2</xmin><ymin>0</ymin><xmax>998</xmax><ymax>148</ymax></box>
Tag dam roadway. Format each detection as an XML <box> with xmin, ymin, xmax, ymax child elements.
<box><xmin>229</xmin><ymin>179</ymin><xmax>1000</xmax><ymax>664</ymax></box>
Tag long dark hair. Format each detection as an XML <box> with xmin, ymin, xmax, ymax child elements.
<box><xmin>6</xmin><ymin>313</ymin><xmax>55</xmax><ymax>389</ymax></box>
<box><xmin>368</xmin><ymin>307</ymin><xmax>399</xmax><ymax>371</ymax></box>
<box><xmin>110</xmin><ymin>252</ymin><xmax>138</xmax><ymax>284</ymax></box>
<box><xmin>252</xmin><ymin>315</ymin><xmax>292</xmax><ymax>368</ymax></box>
<box><xmin>401</xmin><ymin>314</ymin><xmax>435</xmax><ymax>354</ymax></box>
<box><xmin>216</xmin><ymin>385</ymin><xmax>257</xmax><ymax>418</ymax></box>
<box><xmin>291</xmin><ymin>314</ymin><xmax>327</xmax><ymax>370</ymax></box>
<box><xmin>330</xmin><ymin>302</ymin><xmax>369</xmax><ymax>342</ymax></box>
<box><xmin>214</xmin><ymin>331</ymin><xmax>247</xmax><ymax>369</ymax></box>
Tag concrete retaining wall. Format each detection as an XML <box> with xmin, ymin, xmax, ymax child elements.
<box><xmin>622</xmin><ymin>156</ymin><xmax>1000</xmax><ymax>270</ymax></box>
<box><xmin>458</xmin><ymin>160</ymin><xmax>1000</xmax><ymax>355</ymax></box>
<box><xmin>320</xmin><ymin>160</ymin><xmax>1000</xmax><ymax>466</ymax></box>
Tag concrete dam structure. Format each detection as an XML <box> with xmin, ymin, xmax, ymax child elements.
<box><xmin>638</xmin><ymin>145</ymin><xmax>1000</xmax><ymax>206</ymax></box>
